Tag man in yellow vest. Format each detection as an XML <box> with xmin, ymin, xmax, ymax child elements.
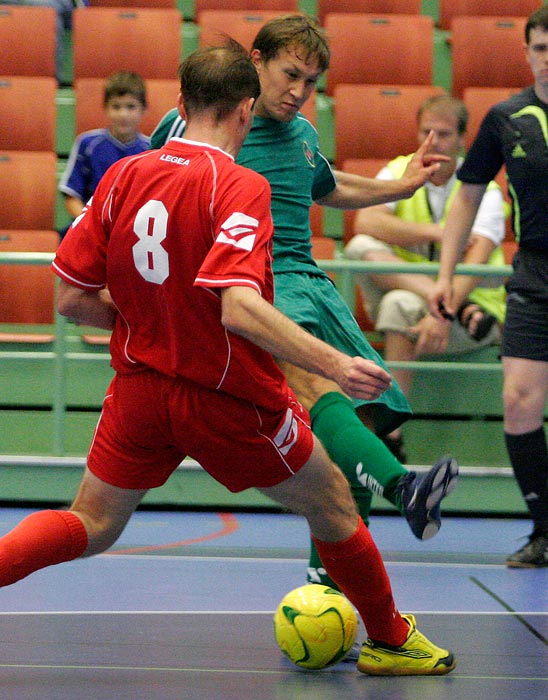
<box><xmin>345</xmin><ymin>94</ymin><xmax>507</xmax><ymax>460</ymax></box>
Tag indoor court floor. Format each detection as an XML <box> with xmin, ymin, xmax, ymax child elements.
<box><xmin>0</xmin><ymin>506</ymin><xmax>546</xmax><ymax>700</ymax></box>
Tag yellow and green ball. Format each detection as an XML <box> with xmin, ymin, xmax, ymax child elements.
<box><xmin>273</xmin><ymin>584</ymin><xmax>358</xmax><ymax>669</ymax></box>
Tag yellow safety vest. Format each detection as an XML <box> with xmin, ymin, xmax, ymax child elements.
<box><xmin>387</xmin><ymin>155</ymin><xmax>507</xmax><ymax>322</ymax></box>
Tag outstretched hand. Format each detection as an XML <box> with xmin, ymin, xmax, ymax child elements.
<box><xmin>335</xmin><ymin>356</ymin><xmax>392</xmax><ymax>401</ymax></box>
<box><xmin>401</xmin><ymin>131</ymin><xmax>451</xmax><ymax>194</ymax></box>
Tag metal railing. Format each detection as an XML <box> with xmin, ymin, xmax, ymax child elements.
<box><xmin>0</xmin><ymin>251</ymin><xmax>512</xmax><ymax>457</ymax></box>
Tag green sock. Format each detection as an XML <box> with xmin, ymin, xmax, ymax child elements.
<box><xmin>305</xmin><ymin>392</ymin><xmax>407</xmax><ymax>588</ymax></box>
<box><xmin>310</xmin><ymin>392</ymin><xmax>407</xmax><ymax>508</ymax></box>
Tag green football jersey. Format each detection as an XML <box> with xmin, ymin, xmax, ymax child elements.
<box><xmin>151</xmin><ymin>111</ymin><xmax>336</xmax><ymax>275</ymax></box>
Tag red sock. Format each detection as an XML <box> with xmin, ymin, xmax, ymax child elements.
<box><xmin>313</xmin><ymin>517</ymin><xmax>408</xmax><ymax>645</ymax></box>
<box><xmin>0</xmin><ymin>510</ymin><xmax>88</xmax><ymax>586</ymax></box>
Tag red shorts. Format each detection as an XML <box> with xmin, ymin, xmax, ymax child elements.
<box><xmin>87</xmin><ymin>370</ymin><xmax>314</xmax><ymax>492</ymax></box>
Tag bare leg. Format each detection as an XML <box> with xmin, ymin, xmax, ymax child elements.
<box><xmin>70</xmin><ymin>468</ymin><xmax>148</xmax><ymax>556</ymax></box>
<box><xmin>0</xmin><ymin>468</ymin><xmax>147</xmax><ymax>586</ymax></box>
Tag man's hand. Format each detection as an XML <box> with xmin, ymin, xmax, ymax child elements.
<box><xmin>410</xmin><ymin>314</ymin><xmax>451</xmax><ymax>356</ymax></box>
<box><xmin>334</xmin><ymin>356</ymin><xmax>392</xmax><ymax>401</ymax></box>
<box><xmin>428</xmin><ymin>278</ymin><xmax>455</xmax><ymax>321</ymax></box>
<box><xmin>400</xmin><ymin>131</ymin><xmax>451</xmax><ymax>195</ymax></box>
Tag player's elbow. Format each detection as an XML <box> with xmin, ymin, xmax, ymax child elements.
<box><xmin>56</xmin><ymin>281</ymin><xmax>83</xmax><ymax>318</ymax></box>
<box><xmin>221</xmin><ymin>286</ymin><xmax>254</xmax><ymax>336</ymax></box>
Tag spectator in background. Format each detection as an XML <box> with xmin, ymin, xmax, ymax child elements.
<box><xmin>430</xmin><ymin>6</ymin><xmax>548</xmax><ymax>568</ymax></box>
<box><xmin>345</xmin><ymin>94</ymin><xmax>507</xmax><ymax>462</ymax></box>
<box><xmin>0</xmin><ymin>0</ymin><xmax>88</xmax><ymax>84</ymax></box>
<box><xmin>59</xmin><ymin>71</ymin><xmax>149</xmax><ymax>237</ymax></box>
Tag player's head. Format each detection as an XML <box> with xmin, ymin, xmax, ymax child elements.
<box><xmin>524</xmin><ymin>6</ymin><xmax>548</xmax><ymax>91</ymax></box>
<box><xmin>102</xmin><ymin>71</ymin><xmax>147</xmax><ymax>144</ymax></box>
<box><xmin>525</xmin><ymin>5</ymin><xmax>548</xmax><ymax>44</ymax></box>
<box><xmin>250</xmin><ymin>14</ymin><xmax>329</xmax><ymax>122</ymax></box>
<box><xmin>178</xmin><ymin>40</ymin><xmax>261</xmax><ymax>123</ymax></box>
<box><xmin>416</xmin><ymin>94</ymin><xmax>468</xmax><ymax>183</ymax></box>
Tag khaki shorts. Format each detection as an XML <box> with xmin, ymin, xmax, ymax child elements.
<box><xmin>345</xmin><ymin>234</ymin><xmax>500</xmax><ymax>353</ymax></box>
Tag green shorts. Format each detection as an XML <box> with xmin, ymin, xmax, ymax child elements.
<box><xmin>274</xmin><ymin>271</ymin><xmax>412</xmax><ymax>435</ymax></box>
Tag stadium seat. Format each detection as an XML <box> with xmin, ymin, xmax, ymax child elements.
<box><xmin>310</xmin><ymin>234</ymin><xmax>336</xmax><ymax>281</ymax></box>
<box><xmin>195</xmin><ymin>0</ymin><xmax>297</xmax><ymax>11</ymax></box>
<box><xmin>74</xmin><ymin>78</ymin><xmax>180</xmax><ymax>137</ymax></box>
<box><xmin>324</xmin><ymin>13</ymin><xmax>434</xmax><ymax>95</ymax></box>
<box><xmin>310</xmin><ymin>235</ymin><xmax>335</xmax><ymax>259</ymax></box>
<box><xmin>197</xmin><ymin>9</ymin><xmax>289</xmax><ymax>48</ymax></box>
<box><xmin>0</xmin><ymin>151</ymin><xmax>57</xmax><ymax>230</ymax></box>
<box><xmin>451</xmin><ymin>16</ymin><xmax>529</xmax><ymax>98</ymax></box>
<box><xmin>334</xmin><ymin>84</ymin><xmax>445</xmax><ymax>165</ymax></box>
<box><xmin>462</xmin><ymin>86</ymin><xmax>521</xmax><ymax>151</ymax></box>
<box><xmin>72</xmin><ymin>7</ymin><xmax>182</xmax><ymax>80</ymax></box>
<box><xmin>0</xmin><ymin>230</ymin><xmax>58</xmax><ymax>340</ymax></box>
<box><xmin>0</xmin><ymin>5</ymin><xmax>56</xmax><ymax>78</ymax></box>
<box><xmin>309</xmin><ymin>202</ymin><xmax>323</xmax><ymax>237</ymax></box>
<box><xmin>317</xmin><ymin>0</ymin><xmax>420</xmax><ymax>24</ymax></box>
<box><xmin>89</xmin><ymin>0</ymin><xmax>176</xmax><ymax>6</ymax></box>
<box><xmin>439</xmin><ymin>0</ymin><xmax>539</xmax><ymax>30</ymax></box>
<box><xmin>0</xmin><ymin>77</ymin><xmax>57</xmax><ymax>151</ymax></box>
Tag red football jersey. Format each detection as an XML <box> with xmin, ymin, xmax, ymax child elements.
<box><xmin>53</xmin><ymin>138</ymin><xmax>289</xmax><ymax>411</ymax></box>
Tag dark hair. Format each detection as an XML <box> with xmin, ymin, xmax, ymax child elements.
<box><xmin>251</xmin><ymin>14</ymin><xmax>330</xmax><ymax>72</ymax></box>
<box><xmin>178</xmin><ymin>40</ymin><xmax>261</xmax><ymax>122</ymax></box>
<box><xmin>417</xmin><ymin>94</ymin><xmax>468</xmax><ymax>135</ymax></box>
<box><xmin>104</xmin><ymin>72</ymin><xmax>147</xmax><ymax>108</ymax></box>
<box><xmin>525</xmin><ymin>5</ymin><xmax>548</xmax><ymax>43</ymax></box>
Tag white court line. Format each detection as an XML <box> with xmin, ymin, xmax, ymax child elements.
<box><xmin>100</xmin><ymin>553</ymin><xmax>519</xmax><ymax>570</ymax></box>
<box><xmin>0</xmin><ymin>610</ymin><xmax>546</xmax><ymax>616</ymax></box>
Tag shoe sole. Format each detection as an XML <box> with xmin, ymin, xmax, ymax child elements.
<box><xmin>421</xmin><ymin>457</ymin><xmax>459</xmax><ymax>540</ymax></box>
<box><xmin>506</xmin><ymin>560</ymin><xmax>548</xmax><ymax>568</ymax></box>
<box><xmin>357</xmin><ymin>658</ymin><xmax>457</xmax><ymax>676</ymax></box>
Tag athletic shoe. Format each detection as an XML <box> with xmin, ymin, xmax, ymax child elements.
<box><xmin>399</xmin><ymin>456</ymin><xmax>459</xmax><ymax>540</ymax></box>
<box><xmin>357</xmin><ymin>614</ymin><xmax>456</xmax><ymax>676</ymax></box>
<box><xmin>506</xmin><ymin>528</ymin><xmax>548</xmax><ymax>568</ymax></box>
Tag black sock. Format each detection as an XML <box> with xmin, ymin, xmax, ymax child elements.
<box><xmin>505</xmin><ymin>428</ymin><xmax>548</xmax><ymax>532</ymax></box>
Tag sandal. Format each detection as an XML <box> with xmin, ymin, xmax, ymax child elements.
<box><xmin>457</xmin><ymin>302</ymin><xmax>498</xmax><ymax>342</ymax></box>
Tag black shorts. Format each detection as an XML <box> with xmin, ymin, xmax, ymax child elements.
<box><xmin>502</xmin><ymin>248</ymin><xmax>548</xmax><ymax>361</ymax></box>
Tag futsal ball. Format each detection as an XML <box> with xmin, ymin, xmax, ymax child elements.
<box><xmin>273</xmin><ymin>584</ymin><xmax>358</xmax><ymax>669</ymax></box>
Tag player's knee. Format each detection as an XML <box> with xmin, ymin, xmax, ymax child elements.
<box><xmin>312</xmin><ymin>463</ymin><xmax>358</xmax><ymax>524</ymax></box>
<box><xmin>72</xmin><ymin>512</ymin><xmax>125</xmax><ymax>556</ymax></box>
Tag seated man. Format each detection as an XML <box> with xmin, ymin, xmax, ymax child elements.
<box><xmin>345</xmin><ymin>94</ymin><xmax>507</xmax><ymax>460</ymax></box>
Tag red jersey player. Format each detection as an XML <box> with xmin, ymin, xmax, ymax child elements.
<box><xmin>0</xmin><ymin>42</ymin><xmax>454</xmax><ymax>676</ymax></box>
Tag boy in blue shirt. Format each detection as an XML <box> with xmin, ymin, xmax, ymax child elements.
<box><xmin>59</xmin><ymin>71</ymin><xmax>149</xmax><ymax>236</ymax></box>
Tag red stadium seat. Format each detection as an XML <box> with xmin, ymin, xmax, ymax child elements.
<box><xmin>317</xmin><ymin>0</ymin><xmax>420</xmax><ymax>24</ymax></box>
<box><xmin>0</xmin><ymin>6</ymin><xmax>56</xmax><ymax>77</ymax></box>
<box><xmin>0</xmin><ymin>77</ymin><xmax>57</xmax><ymax>151</ymax></box>
<box><xmin>334</xmin><ymin>84</ymin><xmax>445</xmax><ymax>165</ymax></box>
<box><xmin>72</xmin><ymin>7</ymin><xmax>182</xmax><ymax>80</ymax></box>
<box><xmin>0</xmin><ymin>151</ymin><xmax>57</xmax><ymax>230</ymax></box>
<box><xmin>0</xmin><ymin>229</ymin><xmax>59</xmax><ymax>340</ymax></box>
<box><xmin>197</xmin><ymin>9</ymin><xmax>288</xmax><ymax>49</ymax></box>
<box><xmin>195</xmin><ymin>0</ymin><xmax>297</xmax><ymax>12</ymax></box>
<box><xmin>451</xmin><ymin>16</ymin><xmax>529</xmax><ymax>98</ymax></box>
<box><xmin>324</xmin><ymin>13</ymin><xmax>434</xmax><ymax>95</ymax></box>
<box><xmin>439</xmin><ymin>0</ymin><xmax>538</xmax><ymax>30</ymax></box>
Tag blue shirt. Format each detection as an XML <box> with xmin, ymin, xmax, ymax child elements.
<box><xmin>59</xmin><ymin>128</ymin><xmax>150</xmax><ymax>203</ymax></box>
